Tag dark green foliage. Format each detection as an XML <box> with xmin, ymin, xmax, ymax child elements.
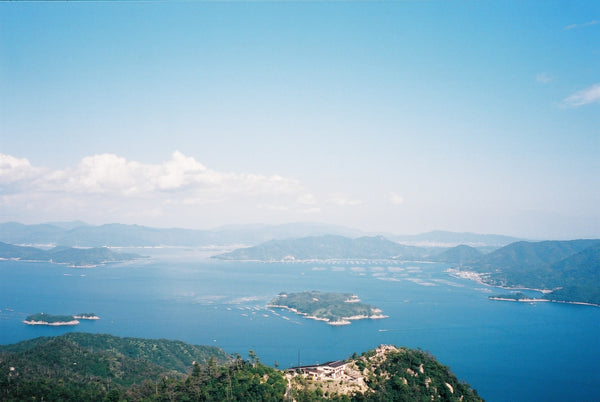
<box><xmin>0</xmin><ymin>333</ymin><xmax>229</xmax><ymax>373</ymax></box>
<box><xmin>0</xmin><ymin>333</ymin><xmax>231</xmax><ymax>400</ymax></box>
<box><xmin>0</xmin><ymin>336</ymin><xmax>283</xmax><ymax>401</ymax></box>
<box><xmin>0</xmin><ymin>334</ymin><xmax>483</xmax><ymax>401</ymax></box>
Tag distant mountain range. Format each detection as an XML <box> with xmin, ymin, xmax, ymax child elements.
<box><xmin>0</xmin><ymin>242</ymin><xmax>142</xmax><ymax>266</ymax></box>
<box><xmin>0</xmin><ymin>221</ymin><xmax>364</xmax><ymax>247</ymax></box>
<box><xmin>391</xmin><ymin>230</ymin><xmax>521</xmax><ymax>247</ymax></box>
<box><xmin>215</xmin><ymin>235</ymin><xmax>600</xmax><ymax>306</ymax></box>
<box><xmin>0</xmin><ymin>221</ymin><xmax>520</xmax><ymax>248</ymax></box>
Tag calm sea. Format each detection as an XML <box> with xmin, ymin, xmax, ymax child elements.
<box><xmin>1</xmin><ymin>248</ymin><xmax>598</xmax><ymax>401</ymax></box>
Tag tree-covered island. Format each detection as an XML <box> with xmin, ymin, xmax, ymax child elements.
<box><xmin>24</xmin><ymin>313</ymin><xmax>99</xmax><ymax>326</ymax></box>
<box><xmin>268</xmin><ymin>291</ymin><xmax>387</xmax><ymax>325</ymax></box>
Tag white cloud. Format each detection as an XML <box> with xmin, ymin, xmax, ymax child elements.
<box><xmin>0</xmin><ymin>152</ymin><xmax>318</xmax><ymax>225</ymax></box>
<box><xmin>564</xmin><ymin>20</ymin><xmax>599</xmax><ymax>31</ymax></box>
<box><xmin>389</xmin><ymin>192</ymin><xmax>404</xmax><ymax>205</ymax></box>
<box><xmin>0</xmin><ymin>154</ymin><xmax>44</xmax><ymax>191</ymax></box>
<box><xmin>561</xmin><ymin>83</ymin><xmax>600</xmax><ymax>107</ymax></box>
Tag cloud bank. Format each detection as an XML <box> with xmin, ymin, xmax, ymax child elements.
<box><xmin>0</xmin><ymin>152</ymin><xmax>321</xmax><ymax>226</ymax></box>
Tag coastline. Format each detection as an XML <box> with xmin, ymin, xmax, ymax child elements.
<box><xmin>446</xmin><ymin>268</ymin><xmax>554</xmax><ymax>294</ymax></box>
<box><xmin>448</xmin><ymin>269</ymin><xmax>600</xmax><ymax>308</ymax></box>
<box><xmin>267</xmin><ymin>304</ymin><xmax>388</xmax><ymax>326</ymax></box>
<box><xmin>73</xmin><ymin>315</ymin><xmax>100</xmax><ymax>320</ymax></box>
<box><xmin>23</xmin><ymin>320</ymin><xmax>80</xmax><ymax>326</ymax></box>
<box><xmin>488</xmin><ymin>297</ymin><xmax>550</xmax><ymax>303</ymax></box>
<box><xmin>488</xmin><ymin>297</ymin><xmax>600</xmax><ymax>307</ymax></box>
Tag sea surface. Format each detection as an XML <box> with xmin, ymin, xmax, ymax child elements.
<box><xmin>1</xmin><ymin>248</ymin><xmax>599</xmax><ymax>401</ymax></box>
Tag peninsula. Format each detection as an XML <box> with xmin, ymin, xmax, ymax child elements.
<box><xmin>24</xmin><ymin>313</ymin><xmax>99</xmax><ymax>326</ymax></box>
<box><xmin>488</xmin><ymin>292</ymin><xmax>549</xmax><ymax>303</ymax></box>
<box><xmin>268</xmin><ymin>291</ymin><xmax>387</xmax><ymax>325</ymax></box>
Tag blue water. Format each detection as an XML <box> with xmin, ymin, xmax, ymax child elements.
<box><xmin>1</xmin><ymin>249</ymin><xmax>599</xmax><ymax>401</ymax></box>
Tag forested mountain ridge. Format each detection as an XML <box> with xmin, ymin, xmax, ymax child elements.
<box><xmin>0</xmin><ymin>334</ymin><xmax>482</xmax><ymax>401</ymax></box>
<box><xmin>459</xmin><ymin>239</ymin><xmax>600</xmax><ymax>304</ymax></box>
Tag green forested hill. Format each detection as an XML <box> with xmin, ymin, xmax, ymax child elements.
<box><xmin>433</xmin><ymin>245</ymin><xmax>483</xmax><ymax>264</ymax></box>
<box><xmin>0</xmin><ymin>333</ymin><xmax>482</xmax><ymax>401</ymax></box>
<box><xmin>214</xmin><ymin>235</ymin><xmax>429</xmax><ymax>261</ymax></box>
<box><xmin>544</xmin><ymin>243</ymin><xmax>600</xmax><ymax>305</ymax></box>
<box><xmin>0</xmin><ymin>333</ymin><xmax>230</xmax><ymax>374</ymax></box>
<box><xmin>462</xmin><ymin>239</ymin><xmax>600</xmax><ymax>304</ymax></box>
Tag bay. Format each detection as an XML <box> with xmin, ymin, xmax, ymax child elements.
<box><xmin>1</xmin><ymin>248</ymin><xmax>598</xmax><ymax>401</ymax></box>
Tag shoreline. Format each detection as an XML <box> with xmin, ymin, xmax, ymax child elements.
<box><xmin>23</xmin><ymin>320</ymin><xmax>80</xmax><ymax>326</ymax></box>
<box><xmin>488</xmin><ymin>297</ymin><xmax>550</xmax><ymax>303</ymax></box>
<box><xmin>446</xmin><ymin>268</ymin><xmax>554</xmax><ymax>293</ymax></box>
<box><xmin>488</xmin><ymin>297</ymin><xmax>600</xmax><ymax>307</ymax></box>
<box><xmin>267</xmin><ymin>304</ymin><xmax>388</xmax><ymax>326</ymax></box>
<box><xmin>73</xmin><ymin>315</ymin><xmax>100</xmax><ymax>320</ymax></box>
<box><xmin>448</xmin><ymin>269</ymin><xmax>599</xmax><ymax>307</ymax></box>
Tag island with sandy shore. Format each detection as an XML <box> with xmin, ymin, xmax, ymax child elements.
<box><xmin>268</xmin><ymin>291</ymin><xmax>387</xmax><ymax>326</ymax></box>
<box><xmin>24</xmin><ymin>312</ymin><xmax>99</xmax><ymax>326</ymax></box>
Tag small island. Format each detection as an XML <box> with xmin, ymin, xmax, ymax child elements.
<box><xmin>268</xmin><ymin>291</ymin><xmax>387</xmax><ymax>326</ymax></box>
<box><xmin>24</xmin><ymin>312</ymin><xmax>99</xmax><ymax>326</ymax></box>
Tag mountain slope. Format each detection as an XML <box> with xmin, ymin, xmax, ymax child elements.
<box><xmin>464</xmin><ymin>239</ymin><xmax>599</xmax><ymax>289</ymax></box>
<box><xmin>460</xmin><ymin>239</ymin><xmax>600</xmax><ymax>304</ymax></box>
<box><xmin>433</xmin><ymin>244</ymin><xmax>483</xmax><ymax>264</ymax></box>
<box><xmin>544</xmin><ymin>243</ymin><xmax>600</xmax><ymax>305</ymax></box>
<box><xmin>213</xmin><ymin>235</ymin><xmax>429</xmax><ymax>261</ymax></box>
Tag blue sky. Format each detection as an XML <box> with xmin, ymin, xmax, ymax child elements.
<box><xmin>1</xmin><ymin>1</ymin><xmax>598</xmax><ymax>239</ymax></box>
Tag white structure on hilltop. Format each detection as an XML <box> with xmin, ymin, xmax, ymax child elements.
<box><xmin>290</xmin><ymin>360</ymin><xmax>347</xmax><ymax>379</ymax></box>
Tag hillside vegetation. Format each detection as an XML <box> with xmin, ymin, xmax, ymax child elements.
<box><xmin>461</xmin><ymin>240</ymin><xmax>600</xmax><ymax>305</ymax></box>
<box><xmin>0</xmin><ymin>333</ymin><xmax>482</xmax><ymax>401</ymax></box>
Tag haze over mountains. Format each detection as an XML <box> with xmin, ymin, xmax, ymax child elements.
<box><xmin>0</xmin><ymin>242</ymin><xmax>142</xmax><ymax>267</ymax></box>
<box><xmin>0</xmin><ymin>221</ymin><xmax>520</xmax><ymax>249</ymax></box>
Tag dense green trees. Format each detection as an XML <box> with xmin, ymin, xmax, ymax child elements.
<box><xmin>0</xmin><ymin>334</ymin><xmax>482</xmax><ymax>401</ymax></box>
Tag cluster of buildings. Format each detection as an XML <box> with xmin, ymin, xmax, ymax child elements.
<box><xmin>288</xmin><ymin>360</ymin><xmax>348</xmax><ymax>380</ymax></box>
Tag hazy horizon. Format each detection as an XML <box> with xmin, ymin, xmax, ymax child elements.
<box><xmin>1</xmin><ymin>1</ymin><xmax>598</xmax><ymax>239</ymax></box>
